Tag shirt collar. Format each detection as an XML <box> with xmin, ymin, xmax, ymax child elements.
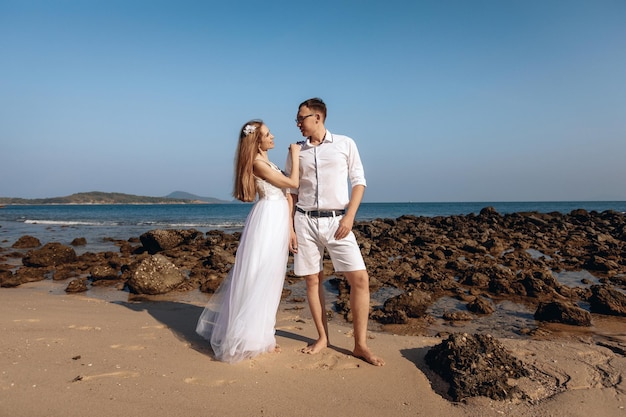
<box><xmin>306</xmin><ymin>130</ymin><xmax>332</xmax><ymax>146</ymax></box>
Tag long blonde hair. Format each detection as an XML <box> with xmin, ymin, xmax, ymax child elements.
<box><xmin>233</xmin><ymin>120</ymin><xmax>263</xmax><ymax>202</ymax></box>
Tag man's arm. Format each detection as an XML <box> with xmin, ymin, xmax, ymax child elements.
<box><xmin>287</xmin><ymin>193</ymin><xmax>299</xmax><ymax>253</ymax></box>
<box><xmin>335</xmin><ymin>184</ymin><xmax>364</xmax><ymax>240</ymax></box>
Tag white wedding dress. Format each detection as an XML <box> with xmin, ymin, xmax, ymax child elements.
<box><xmin>196</xmin><ymin>161</ymin><xmax>290</xmax><ymax>363</ymax></box>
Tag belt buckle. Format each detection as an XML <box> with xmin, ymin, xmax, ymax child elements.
<box><xmin>297</xmin><ymin>207</ymin><xmax>343</xmax><ymax>217</ymax></box>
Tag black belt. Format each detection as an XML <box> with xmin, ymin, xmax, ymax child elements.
<box><xmin>296</xmin><ymin>207</ymin><xmax>345</xmax><ymax>217</ymax></box>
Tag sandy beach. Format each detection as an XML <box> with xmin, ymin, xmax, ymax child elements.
<box><xmin>1</xmin><ymin>283</ymin><xmax>625</xmax><ymax>417</ymax></box>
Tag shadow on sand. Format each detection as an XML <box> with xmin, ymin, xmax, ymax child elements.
<box><xmin>400</xmin><ymin>346</ymin><xmax>452</xmax><ymax>401</ymax></box>
<box><xmin>115</xmin><ymin>299</ymin><xmax>343</xmax><ymax>358</ymax></box>
<box><xmin>117</xmin><ymin>300</ymin><xmax>210</xmax><ymax>354</ymax></box>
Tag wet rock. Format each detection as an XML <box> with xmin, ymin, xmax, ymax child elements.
<box><xmin>483</xmin><ymin>237</ymin><xmax>506</xmax><ymax>255</ymax></box>
<box><xmin>13</xmin><ymin>266</ymin><xmax>47</xmax><ymax>284</ymax></box>
<box><xmin>466</xmin><ymin>297</ymin><xmax>495</xmax><ymax>314</ymax></box>
<box><xmin>442</xmin><ymin>311</ymin><xmax>473</xmax><ymax>321</ymax></box>
<box><xmin>373</xmin><ymin>307</ymin><xmax>410</xmax><ymax>324</ymax></box>
<box><xmin>608</xmin><ymin>275</ymin><xmax>626</xmax><ymax>288</ymax></box>
<box><xmin>198</xmin><ymin>274</ymin><xmax>222</xmax><ymax>293</ymax></box>
<box><xmin>383</xmin><ymin>290</ymin><xmax>431</xmax><ymax>319</ymax></box>
<box><xmin>23</xmin><ymin>243</ymin><xmax>77</xmax><ymax>267</ymax></box>
<box><xmin>0</xmin><ymin>270</ymin><xmax>20</xmax><ymax>287</ymax></box>
<box><xmin>139</xmin><ymin>229</ymin><xmax>202</xmax><ymax>254</ymax></box>
<box><xmin>52</xmin><ymin>266</ymin><xmax>82</xmax><ymax>281</ymax></box>
<box><xmin>12</xmin><ymin>235</ymin><xmax>41</xmax><ymax>249</ymax></box>
<box><xmin>71</xmin><ymin>237</ymin><xmax>87</xmax><ymax>246</ymax></box>
<box><xmin>206</xmin><ymin>246</ymin><xmax>236</xmax><ymax>273</ymax></box>
<box><xmin>585</xmin><ymin>255</ymin><xmax>620</xmax><ymax>273</ymax></box>
<box><xmin>425</xmin><ymin>333</ymin><xmax>529</xmax><ymax>401</ymax></box>
<box><xmin>89</xmin><ymin>265</ymin><xmax>119</xmax><ymax>281</ymax></box>
<box><xmin>461</xmin><ymin>265</ymin><xmax>515</xmax><ymax>290</ymax></box>
<box><xmin>520</xmin><ymin>269</ymin><xmax>561</xmax><ymax>298</ymax></box>
<box><xmin>458</xmin><ymin>239</ymin><xmax>487</xmax><ymax>254</ymax></box>
<box><xmin>479</xmin><ymin>206</ymin><xmax>499</xmax><ymax>217</ymax></box>
<box><xmin>588</xmin><ymin>285</ymin><xmax>626</xmax><ymax>316</ymax></box>
<box><xmin>534</xmin><ymin>300</ymin><xmax>592</xmax><ymax>326</ymax></box>
<box><xmin>65</xmin><ymin>278</ymin><xmax>89</xmax><ymax>293</ymax></box>
<box><xmin>1</xmin><ymin>251</ymin><xmax>23</xmax><ymax>261</ymax></box>
<box><xmin>489</xmin><ymin>274</ymin><xmax>528</xmax><ymax>297</ymax></box>
<box><xmin>127</xmin><ymin>254</ymin><xmax>186</xmax><ymax>295</ymax></box>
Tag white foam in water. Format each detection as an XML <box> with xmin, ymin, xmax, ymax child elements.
<box><xmin>24</xmin><ymin>219</ymin><xmax>104</xmax><ymax>226</ymax></box>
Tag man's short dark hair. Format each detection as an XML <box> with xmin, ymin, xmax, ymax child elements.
<box><xmin>299</xmin><ymin>97</ymin><xmax>327</xmax><ymax>121</ymax></box>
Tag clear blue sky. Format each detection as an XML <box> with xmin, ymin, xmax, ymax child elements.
<box><xmin>1</xmin><ymin>0</ymin><xmax>625</xmax><ymax>202</ymax></box>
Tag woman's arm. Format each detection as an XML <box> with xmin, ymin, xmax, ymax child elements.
<box><xmin>253</xmin><ymin>144</ymin><xmax>300</xmax><ymax>189</ymax></box>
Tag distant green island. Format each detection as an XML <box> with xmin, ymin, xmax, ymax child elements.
<box><xmin>0</xmin><ymin>191</ymin><xmax>232</xmax><ymax>205</ymax></box>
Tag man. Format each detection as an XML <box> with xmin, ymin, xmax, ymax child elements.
<box><xmin>286</xmin><ymin>98</ymin><xmax>384</xmax><ymax>366</ymax></box>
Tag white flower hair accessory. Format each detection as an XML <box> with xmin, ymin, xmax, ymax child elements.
<box><xmin>243</xmin><ymin>124</ymin><xmax>257</xmax><ymax>136</ymax></box>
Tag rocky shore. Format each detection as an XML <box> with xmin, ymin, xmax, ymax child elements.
<box><xmin>1</xmin><ymin>207</ymin><xmax>625</xmax><ymax>403</ymax></box>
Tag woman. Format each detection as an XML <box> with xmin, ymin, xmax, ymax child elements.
<box><xmin>196</xmin><ymin>120</ymin><xmax>301</xmax><ymax>363</ymax></box>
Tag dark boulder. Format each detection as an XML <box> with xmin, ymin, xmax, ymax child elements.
<box><xmin>139</xmin><ymin>229</ymin><xmax>202</xmax><ymax>254</ymax></box>
<box><xmin>206</xmin><ymin>246</ymin><xmax>236</xmax><ymax>273</ymax></box>
<box><xmin>534</xmin><ymin>300</ymin><xmax>592</xmax><ymax>326</ymax></box>
<box><xmin>52</xmin><ymin>266</ymin><xmax>82</xmax><ymax>281</ymax></box>
<box><xmin>466</xmin><ymin>297</ymin><xmax>495</xmax><ymax>315</ymax></box>
<box><xmin>425</xmin><ymin>333</ymin><xmax>529</xmax><ymax>401</ymax></box>
<box><xmin>0</xmin><ymin>270</ymin><xmax>20</xmax><ymax>287</ymax></box>
<box><xmin>584</xmin><ymin>255</ymin><xmax>620</xmax><ymax>273</ymax></box>
<box><xmin>127</xmin><ymin>254</ymin><xmax>186</xmax><ymax>295</ymax></box>
<box><xmin>65</xmin><ymin>278</ymin><xmax>89</xmax><ymax>293</ymax></box>
<box><xmin>13</xmin><ymin>266</ymin><xmax>47</xmax><ymax>284</ymax></box>
<box><xmin>23</xmin><ymin>243</ymin><xmax>77</xmax><ymax>267</ymax></box>
<box><xmin>71</xmin><ymin>237</ymin><xmax>87</xmax><ymax>246</ymax></box>
<box><xmin>12</xmin><ymin>235</ymin><xmax>41</xmax><ymax>249</ymax></box>
<box><xmin>588</xmin><ymin>285</ymin><xmax>626</xmax><ymax>316</ymax></box>
<box><xmin>383</xmin><ymin>290</ymin><xmax>432</xmax><ymax>319</ymax></box>
<box><xmin>89</xmin><ymin>265</ymin><xmax>120</xmax><ymax>281</ymax></box>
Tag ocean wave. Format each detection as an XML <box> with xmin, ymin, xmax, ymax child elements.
<box><xmin>168</xmin><ymin>222</ymin><xmax>245</xmax><ymax>228</ymax></box>
<box><xmin>144</xmin><ymin>222</ymin><xmax>244</xmax><ymax>230</ymax></box>
<box><xmin>23</xmin><ymin>219</ymin><xmax>110</xmax><ymax>226</ymax></box>
<box><xmin>21</xmin><ymin>219</ymin><xmax>245</xmax><ymax>228</ymax></box>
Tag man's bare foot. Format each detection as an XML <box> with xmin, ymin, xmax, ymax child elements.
<box><xmin>353</xmin><ymin>346</ymin><xmax>385</xmax><ymax>366</ymax></box>
<box><xmin>300</xmin><ymin>339</ymin><xmax>328</xmax><ymax>354</ymax></box>
<box><xmin>273</xmin><ymin>345</ymin><xmax>282</xmax><ymax>353</ymax></box>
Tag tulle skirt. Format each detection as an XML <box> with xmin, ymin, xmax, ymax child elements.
<box><xmin>196</xmin><ymin>196</ymin><xmax>289</xmax><ymax>363</ymax></box>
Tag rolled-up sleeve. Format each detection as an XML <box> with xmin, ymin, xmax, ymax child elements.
<box><xmin>348</xmin><ymin>138</ymin><xmax>367</xmax><ymax>188</ymax></box>
<box><xmin>284</xmin><ymin>152</ymin><xmax>298</xmax><ymax>196</ymax></box>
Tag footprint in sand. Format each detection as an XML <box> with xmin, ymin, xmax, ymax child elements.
<box><xmin>34</xmin><ymin>337</ymin><xmax>65</xmax><ymax>343</ymax></box>
<box><xmin>137</xmin><ymin>325</ymin><xmax>166</xmax><ymax>340</ymax></box>
<box><xmin>80</xmin><ymin>371</ymin><xmax>140</xmax><ymax>381</ymax></box>
<box><xmin>110</xmin><ymin>344</ymin><xmax>146</xmax><ymax>351</ymax></box>
<box><xmin>184</xmin><ymin>377</ymin><xmax>237</xmax><ymax>387</ymax></box>
<box><xmin>68</xmin><ymin>325</ymin><xmax>101</xmax><ymax>331</ymax></box>
<box><xmin>291</xmin><ymin>351</ymin><xmax>360</xmax><ymax>371</ymax></box>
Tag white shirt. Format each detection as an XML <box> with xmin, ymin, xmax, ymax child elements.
<box><xmin>286</xmin><ymin>130</ymin><xmax>366</xmax><ymax>211</ymax></box>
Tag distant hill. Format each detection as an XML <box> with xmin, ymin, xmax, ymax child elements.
<box><xmin>165</xmin><ymin>191</ymin><xmax>231</xmax><ymax>204</ymax></box>
<box><xmin>0</xmin><ymin>191</ymin><xmax>230</xmax><ymax>205</ymax></box>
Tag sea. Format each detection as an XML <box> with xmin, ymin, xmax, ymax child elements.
<box><xmin>1</xmin><ymin>201</ymin><xmax>625</xmax><ymax>253</ymax></box>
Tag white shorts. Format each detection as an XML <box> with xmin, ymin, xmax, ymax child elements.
<box><xmin>293</xmin><ymin>211</ymin><xmax>366</xmax><ymax>276</ymax></box>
